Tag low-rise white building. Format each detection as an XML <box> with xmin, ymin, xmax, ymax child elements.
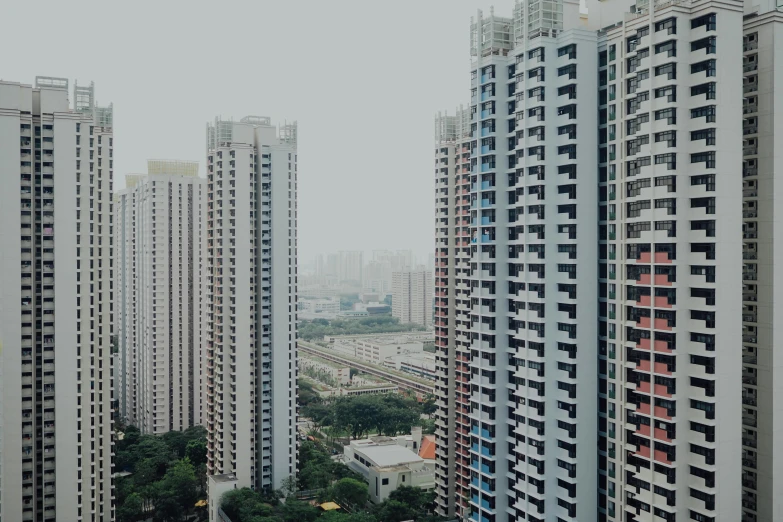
<box><xmin>298</xmin><ymin>297</ymin><xmax>341</xmax><ymax>314</ymax></box>
<box><xmin>343</xmin><ymin>437</ymin><xmax>435</xmax><ymax>504</ymax></box>
<box><xmin>298</xmin><ymin>355</ymin><xmax>351</xmax><ymax>386</ymax></box>
<box><xmin>384</xmin><ymin>352</ymin><xmax>438</xmax><ymax>381</ymax></box>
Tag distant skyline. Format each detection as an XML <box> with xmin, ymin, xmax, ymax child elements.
<box><xmin>0</xmin><ymin>0</ymin><xmax>501</xmax><ymax>263</ymax></box>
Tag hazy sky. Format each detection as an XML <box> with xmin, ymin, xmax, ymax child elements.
<box><xmin>2</xmin><ymin>0</ymin><xmax>502</xmax><ymax>263</ymax></box>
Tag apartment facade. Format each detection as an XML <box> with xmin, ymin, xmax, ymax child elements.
<box><xmin>435</xmin><ymin>0</ymin><xmax>754</xmax><ymax>520</ymax></box>
<box><xmin>392</xmin><ymin>268</ymin><xmax>433</xmax><ymax>327</ymax></box>
<box><xmin>595</xmin><ymin>0</ymin><xmax>743</xmax><ymax>519</ymax></box>
<box><xmin>433</xmin><ymin>107</ymin><xmax>472</xmax><ymax>519</ymax></box>
<box><xmin>115</xmin><ymin>161</ymin><xmax>206</xmax><ymax>434</ymax></box>
<box><xmin>205</xmin><ymin>116</ymin><xmax>298</xmax><ymax>495</ymax></box>
<box><xmin>740</xmin><ymin>3</ymin><xmax>783</xmax><ymax>521</ymax></box>
<box><xmin>0</xmin><ymin>77</ymin><xmax>114</xmax><ymax>521</ymax></box>
<box><xmin>435</xmin><ymin>5</ymin><xmax>601</xmax><ymax>520</ymax></box>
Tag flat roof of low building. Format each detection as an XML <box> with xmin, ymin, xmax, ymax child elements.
<box><xmin>209</xmin><ymin>473</ymin><xmax>239</xmax><ymax>483</ymax></box>
<box><xmin>355</xmin><ymin>442</ymin><xmax>424</xmax><ymax>467</ymax></box>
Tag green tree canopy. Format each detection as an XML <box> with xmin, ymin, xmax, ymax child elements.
<box><xmin>329</xmin><ymin>478</ymin><xmax>369</xmax><ymax>509</ymax></box>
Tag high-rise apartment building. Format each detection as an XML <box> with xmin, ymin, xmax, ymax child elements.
<box><xmin>740</xmin><ymin>3</ymin><xmax>783</xmax><ymax>521</ymax></box>
<box><xmin>205</xmin><ymin>116</ymin><xmax>298</xmax><ymax>494</ymax></box>
<box><xmin>392</xmin><ymin>268</ymin><xmax>433</xmax><ymax>327</ymax></box>
<box><xmin>597</xmin><ymin>1</ymin><xmax>743</xmax><ymax>520</ymax></box>
<box><xmin>338</xmin><ymin>250</ymin><xmax>363</xmax><ymax>283</ymax></box>
<box><xmin>115</xmin><ymin>160</ymin><xmax>206</xmax><ymax>434</ymax></box>
<box><xmin>435</xmin><ymin>0</ymin><xmax>755</xmax><ymax>520</ymax></box>
<box><xmin>435</xmin><ymin>6</ymin><xmax>600</xmax><ymax>519</ymax></box>
<box><xmin>0</xmin><ymin>77</ymin><xmax>114</xmax><ymax>521</ymax></box>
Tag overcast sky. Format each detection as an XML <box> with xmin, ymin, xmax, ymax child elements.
<box><xmin>2</xmin><ymin>0</ymin><xmax>503</xmax><ymax>264</ymax></box>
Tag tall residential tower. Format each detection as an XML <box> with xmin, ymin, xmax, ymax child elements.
<box><xmin>205</xmin><ymin>116</ymin><xmax>298</xmax><ymax>494</ymax></box>
<box><xmin>0</xmin><ymin>77</ymin><xmax>115</xmax><ymax>522</ymax></box>
<box><xmin>435</xmin><ymin>0</ymin><xmax>754</xmax><ymax>519</ymax></box>
<box><xmin>115</xmin><ymin>160</ymin><xmax>206</xmax><ymax>434</ymax></box>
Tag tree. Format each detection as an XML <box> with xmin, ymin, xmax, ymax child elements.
<box><xmin>387</xmin><ymin>485</ymin><xmax>436</xmax><ymax>512</ymax></box>
<box><xmin>278</xmin><ymin>497</ymin><xmax>319</xmax><ymax>522</ymax></box>
<box><xmin>373</xmin><ymin>499</ymin><xmax>417</xmax><ymax>522</ymax></box>
<box><xmin>329</xmin><ymin>478</ymin><xmax>369</xmax><ymax>509</ymax></box>
<box><xmin>116</xmin><ymin>492</ymin><xmax>144</xmax><ymax>522</ymax></box>
<box><xmin>157</xmin><ymin>459</ymin><xmax>199</xmax><ymax>520</ymax></box>
<box><xmin>221</xmin><ymin>488</ymin><xmax>274</xmax><ymax>522</ymax></box>
<box><xmin>280</xmin><ymin>475</ymin><xmax>298</xmax><ymax>497</ymax></box>
<box><xmin>185</xmin><ymin>438</ymin><xmax>208</xmax><ymax>467</ymax></box>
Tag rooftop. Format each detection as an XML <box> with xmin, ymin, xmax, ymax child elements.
<box><xmin>419</xmin><ymin>435</ymin><xmax>436</xmax><ymax>460</ymax></box>
<box><xmin>353</xmin><ymin>441</ymin><xmax>424</xmax><ymax>468</ymax></box>
<box><xmin>210</xmin><ymin>473</ymin><xmax>239</xmax><ymax>484</ymax></box>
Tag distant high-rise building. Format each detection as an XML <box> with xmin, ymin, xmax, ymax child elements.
<box><xmin>205</xmin><ymin>116</ymin><xmax>298</xmax><ymax>493</ymax></box>
<box><xmin>434</xmin><ymin>0</ymin><xmax>749</xmax><ymax>520</ymax></box>
<box><xmin>338</xmin><ymin>250</ymin><xmax>363</xmax><ymax>283</ymax></box>
<box><xmin>392</xmin><ymin>268</ymin><xmax>433</xmax><ymax>327</ymax></box>
<box><xmin>325</xmin><ymin>253</ymin><xmax>339</xmax><ymax>278</ymax></box>
<box><xmin>0</xmin><ymin>77</ymin><xmax>115</xmax><ymax>521</ymax></box>
<box><xmin>115</xmin><ymin>161</ymin><xmax>206</xmax><ymax>434</ymax></box>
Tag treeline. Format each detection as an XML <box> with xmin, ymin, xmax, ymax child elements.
<box><xmin>222</xmin><ymin>440</ymin><xmax>443</xmax><ymax>522</ymax></box>
<box><xmin>301</xmin><ymin>391</ymin><xmax>436</xmax><ymax>440</ymax></box>
<box><xmin>298</xmin><ymin>317</ymin><xmax>425</xmax><ymax>341</ymax></box>
<box><xmin>115</xmin><ymin>425</ymin><xmax>208</xmax><ymax>522</ymax></box>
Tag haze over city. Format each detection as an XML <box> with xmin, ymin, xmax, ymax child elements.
<box><xmin>2</xmin><ymin>0</ymin><xmax>501</xmax><ymax>262</ymax></box>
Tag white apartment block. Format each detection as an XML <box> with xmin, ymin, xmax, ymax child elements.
<box><xmin>392</xmin><ymin>268</ymin><xmax>433</xmax><ymax>327</ymax></box>
<box><xmin>205</xmin><ymin>116</ymin><xmax>298</xmax><ymax>495</ymax></box>
<box><xmin>115</xmin><ymin>161</ymin><xmax>206</xmax><ymax>434</ymax></box>
<box><xmin>434</xmin><ymin>0</ymin><xmax>764</xmax><ymax>519</ymax></box>
<box><xmin>433</xmin><ymin>106</ymin><xmax>472</xmax><ymax>520</ymax></box>
<box><xmin>595</xmin><ymin>0</ymin><xmax>743</xmax><ymax>519</ymax></box>
<box><xmin>0</xmin><ymin>77</ymin><xmax>114</xmax><ymax>522</ymax></box>
<box><xmin>740</xmin><ymin>2</ymin><xmax>783</xmax><ymax>521</ymax></box>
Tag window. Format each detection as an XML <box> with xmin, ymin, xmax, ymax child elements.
<box><xmin>691</xmin><ymin>105</ymin><xmax>716</xmax><ymax>123</ymax></box>
<box><xmin>627</xmin><ymin>157</ymin><xmax>651</xmax><ymax>177</ymax></box>
<box><xmin>655</xmin><ymin>40</ymin><xmax>677</xmax><ymax>56</ymax></box>
<box><xmin>558</xmin><ymin>64</ymin><xmax>577</xmax><ymax>79</ymax></box>
<box><xmin>691</xmin><ymin>13</ymin><xmax>716</xmax><ymax>30</ymax></box>
<box><xmin>382</xmin><ymin>478</ymin><xmax>389</xmax><ymax>485</ymax></box>
<box><xmin>691</xmin><ymin>82</ymin><xmax>716</xmax><ymax>100</ymax></box>
<box><xmin>627</xmin><ymin>113</ymin><xmax>650</xmax><ymax>136</ymax></box>
<box><xmin>558</xmin><ymin>84</ymin><xmax>577</xmax><ymax>99</ymax></box>
<box><xmin>655</xmin><ymin>17</ymin><xmax>677</xmax><ymax>34</ymax></box>
<box><xmin>627</xmin><ymin>48</ymin><xmax>650</xmax><ymax>73</ymax></box>
<box><xmin>691</xmin><ymin>59</ymin><xmax>716</xmax><ymax>77</ymax></box>
<box><xmin>627</xmin><ymin>200</ymin><xmax>651</xmax><ymax>218</ymax></box>
<box><xmin>655</xmin><ymin>108</ymin><xmax>677</xmax><ymax>125</ymax></box>
<box><xmin>655</xmin><ymin>176</ymin><xmax>677</xmax><ymax>192</ymax></box>
<box><xmin>655</xmin><ymin>131</ymin><xmax>677</xmax><ymax>147</ymax></box>
<box><xmin>691</xmin><ymin>152</ymin><xmax>716</xmax><ymax>168</ymax></box>
<box><xmin>627</xmin><ymin>91</ymin><xmax>650</xmax><ymax>115</ymax></box>
<box><xmin>691</xmin><ymin>174</ymin><xmax>716</xmax><ymax>191</ymax></box>
<box><xmin>626</xmin><ymin>178</ymin><xmax>652</xmax><ymax>197</ymax></box>
<box><xmin>655</xmin><ymin>198</ymin><xmax>676</xmax><ymax>214</ymax></box>
<box><xmin>655</xmin><ymin>63</ymin><xmax>677</xmax><ymax>80</ymax></box>
<box><xmin>691</xmin><ymin>129</ymin><xmax>716</xmax><ymax>145</ymax></box>
<box><xmin>558</xmin><ymin>44</ymin><xmax>577</xmax><ymax>59</ymax></box>
<box><xmin>691</xmin><ymin>36</ymin><xmax>716</xmax><ymax>54</ymax></box>
<box><xmin>655</xmin><ymin>85</ymin><xmax>677</xmax><ymax>102</ymax></box>
<box><xmin>655</xmin><ymin>153</ymin><xmax>677</xmax><ymax>170</ymax></box>
<box><xmin>626</xmin><ymin>69</ymin><xmax>650</xmax><ymax>94</ymax></box>
<box><xmin>627</xmin><ymin>222</ymin><xmax>651</xmax><ymax>239</ymax></box>
<box><xmin>655</xmin><ymin>220</ymin><xmax>677</xmax><ymax>237</ymax></box>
